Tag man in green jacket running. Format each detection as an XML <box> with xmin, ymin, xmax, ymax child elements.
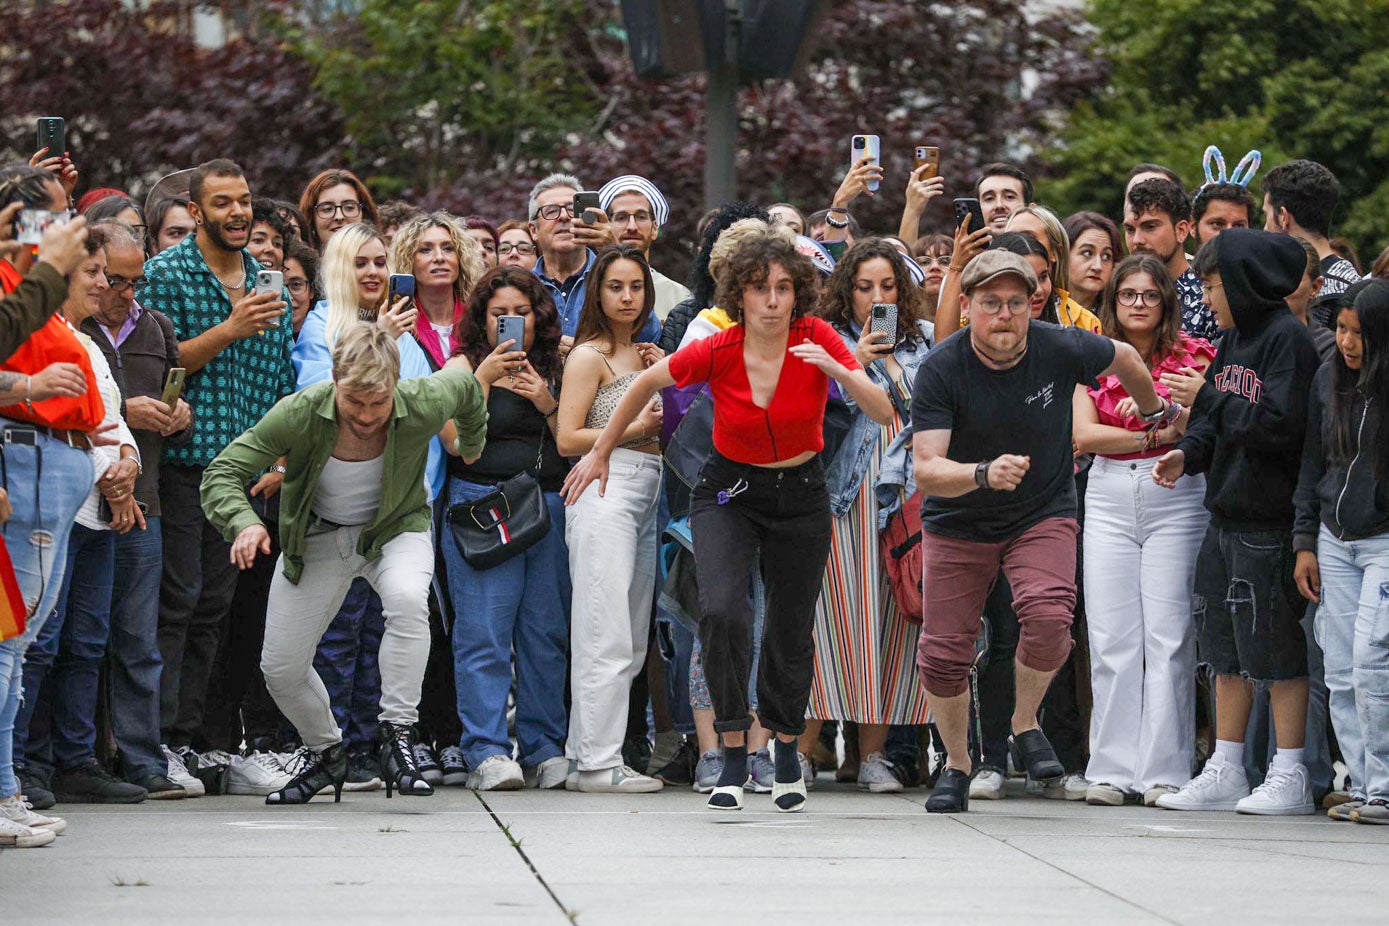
<box><xmin>200</xmin><ymin>324</ymin><xmax>487</xmax><ymax>804</ymax></box>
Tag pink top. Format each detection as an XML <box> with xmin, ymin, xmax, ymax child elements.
<box><xmin>1087</xmin><ymin>333</ymin><xmax>1215</xmax><ymax>460</ymax></box>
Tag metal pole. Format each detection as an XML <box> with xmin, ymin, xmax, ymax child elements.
<box><xmin>703</xmin><ymin>1</ymin><xmax>739</xmax><ymax>209</ymax></box>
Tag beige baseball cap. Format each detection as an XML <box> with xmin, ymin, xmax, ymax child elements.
<box><xmin>959</xmin><ymin>250</ymin><xmax>1038</xmax><ymax>295</ymax></box>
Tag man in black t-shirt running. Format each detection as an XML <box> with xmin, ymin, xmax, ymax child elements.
<box><xmin>909</xmin><ymin>250</ymin><xmax>1174</xmax><ymax>813</ymax></box>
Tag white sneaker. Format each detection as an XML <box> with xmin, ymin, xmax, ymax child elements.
<box><xmin>1085</xmin><ymin>782</ymin><xmax>1127</xmax><ymax>806</ymax></box>
<box><xmin>0</xmin><ymin>815</ymin><xmax>55</xmax><ymax>848</ymax></box>
<box><xmin>227</xmin><ymin>752</ymin><xmax>293</xmax><ymax>796</ymax></box>
<box><xmin>1143</xmin><ymin>784</ymin><xmax>1180</xmax><ymax>807</ymax></box>
<box><xmin>527</xmin><ymin>756</ymin><xmax>570</xmax><ymax>790</ymax></box>
<box><xmin>576</xmin><ymin>764</ymin><xmax>664</xmax><ymax>793</ymax></box>
<box><xmin>969</xmin><ymin>768</ymin><xmax>1006</xmax><ymax>800</ymax></box>
<box><xmin>564</xmin><ymin>759</ymin><xmax>579</xmax><ymax>791</ymax></box>
<box><xmin>0</xmin><ymin>794</ymin><xmax>66</xmax><ymax>835</ymax></box>
<box><xmin>1029</xmin><ymin>772</ymin><xmax>1089</xmax><ymax>800</ymax></box>
<box><xmin>198</xmin><ymin>749</ymin><xmax>236</xmax><ymax>768</ymax></box>
<box><xmin>162</xmin><ymin>745</ymin><xmax>206</xmax><ymax>797</ymax></box>
<box><xmin>1156</xmin><ymin>757</ymin><xmax>1250</xmax><ymax>811</ymax></box>
<box><xmin>1236</xmin><ymin>763</ymin><xmax>1314</xmax><ymax>816</ymax></box>
<box><xmin>466</xmin><ymin>755</ymin><xmax>525</xmax><ymax>791</ymax></box>
<box><xmin>858</xmin><ymin>752</ymin><xmax>904</xmax><ymax>793</ymax></box>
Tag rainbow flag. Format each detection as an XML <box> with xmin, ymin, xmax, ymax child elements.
<box><xmin>0</xmin><ymin>535</ymin><xmax>26</xmax><ymax>643</ymax></box>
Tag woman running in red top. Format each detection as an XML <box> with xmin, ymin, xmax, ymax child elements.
<box><xmin>563</xmin><ymin>226</ymin><xmax>892</xmax><ymax>812</ymax></box>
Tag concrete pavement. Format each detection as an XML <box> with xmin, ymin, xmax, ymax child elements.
<box><xmin>6</xmin><ymin>776</ymin><xmax>1389</xmax><ymax>924</ymax></box>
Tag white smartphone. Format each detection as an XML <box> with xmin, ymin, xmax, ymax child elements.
<box><xmin>254</xmin><ymin>270</ymin><xmax>284</xmax><ymax>327</ymax></box>
<box><xmin>869</xmin><ymin>303</ymin><xmax>898</xmax><ymax>343</ymax></box>
<box><xmin>851</xmin><ymin>134</ymin><xmax>881</xmax><ymax>193</ymax></box>
<box><xmin>496</xmin><ymin>315</ymin><xmax>527</xmax><ymax>354</ymax></box>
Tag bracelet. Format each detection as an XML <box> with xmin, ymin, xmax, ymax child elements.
<box><xmin>270</xmin><ymin>464</ymin><xmax>287</xmax><ymax>475</ymax></box>
<box><xmin>545</xmin><ymin>406</ymin><xmax>558</xmax><ymax>419</ymax></box>
<box><xmin>824</xmin><ymin>211</ymin><xmax>850</xmax><ymax>230</ymax></box>
<box><xmin>974</xmin><ymin>459</ymin><xmax>992</xmax><ymax>489</ymax></box>
<box><xmin>23</xmin><ymin>374</ymin><xmax>33</xmax><ymax>411</ymax></box>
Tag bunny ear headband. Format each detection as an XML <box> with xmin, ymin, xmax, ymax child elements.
<box><xmin>1202</xmin><ymin>145</ymin><xmax>1262</xmax><ymax>189</ymax></box>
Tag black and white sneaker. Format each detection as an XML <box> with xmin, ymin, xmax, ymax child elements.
<box><xmin>412</xmin><ymin>742</ymin><xmax>444</xmax><ymax>786</ymax></box>
<box><xmin>438</xmin><ymin>746</ymin><xmax>468</xmax><ymax>786</ymax></box>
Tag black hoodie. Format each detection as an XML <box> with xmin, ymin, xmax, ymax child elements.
<box><xmin>1176</xmin><ymin>229</ymin><xmax>1321</xmax><ymax>531</ymax></box>
<box><xmin>1293</xmin><ymin>363</ymin><xmax>1389</xmax><ymax>551</ymax></box>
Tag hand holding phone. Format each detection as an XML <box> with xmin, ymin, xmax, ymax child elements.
<box><xmin>913</xmin><ymin>146</ymin><xmax>940</xmax><ymax>179</ymax></box>
<box><xmin>572</xmin><ymin>192</ymin><xmax>601</xmax><ymax>227</ymax></box>
<box><xmin>388</xmin><ymin>273</ymin><xmax>416</xmax><ymax>304</ymax></box>
<box><xmin>953</xmin><ymin>197</ymin><xmax>986</xmax><ymax>236</ymax></box>
<box><xmin>36</xmin><ymin>117</ymin><xmax>65</xmax><ymax>161</ymax></box>
<box><xmin>161</xmin><ymin>368</ymin><xmax>187</xmax><ymax>409</ymax></box>
<box><xmin>851</xmin><ymin>135</ymin><xmax>882</xmax><ymax>193</ymax></box>
<box><xmin>496</xmin><ymin>315</ymin><xmax>527</xmax><ymax>354</ymax></box>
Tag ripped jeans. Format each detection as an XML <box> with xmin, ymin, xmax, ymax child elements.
<box><xmin>1192</xmin><ymin>525</ymin><xmax>1307</xmax><ymax>681</ymax></box>
<box><xmin>0</xmin><ymin>424</ymin><xmax>94</xmax><ymax>796</ymax></box>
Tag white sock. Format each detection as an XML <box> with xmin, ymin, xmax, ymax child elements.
<box><xmin>1212</xmin><ymin>740</ymin><xmax>1244</xmax><ymax>765</ymax></box>
<box><xmin>1270</xmin><ymin>747</ymin><xmax>1305</xmax><ymax>770</ymax></box>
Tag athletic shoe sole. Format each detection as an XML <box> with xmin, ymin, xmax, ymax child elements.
<box><xmin>1236</xmin><ymin>802</ymin><xmax>1315</xmax><ymax>815</ymax></box>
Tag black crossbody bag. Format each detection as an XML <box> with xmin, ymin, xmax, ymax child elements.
<box><xmin>445</xmin><ymin>424</ymin><xmax>551</xmax><ymax>570</ymax></box>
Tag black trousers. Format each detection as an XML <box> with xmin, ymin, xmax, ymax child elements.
<box><xmin>689</xmin><ymin>453</ymin><xmax>831</xmax><ymax>736</ymax></box>
<box><xmin>157</xmin><ymin>464</ymin><xmax>240</xmax><ymax>748</ymax></box>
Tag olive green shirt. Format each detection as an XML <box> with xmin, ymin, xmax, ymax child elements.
<box><xmin>200</xmin><ymin>368</ymin><xmax>487</xmax><ymax>584</ymax></box>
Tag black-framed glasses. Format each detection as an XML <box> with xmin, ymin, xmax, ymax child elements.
<box><xmin>314</xmin><ymin>201</ymin><xmax>363</xmax><ymax>219</ymax></box>
<box><xmin>610</xmin><ymin>211</ymin><xmax>653</xmax><ymax>227</ymax></box>
<box><xmin>535</xmin><ymin>203</ymin><xmax>575</xmax><ymax>222</ymax></box>
<box><xmin>1116</xmin><ymin>289</ymin><xmax>1163</xmax><ymax>307</ymax></box>
<box><xmin>105</xmin><ymin>273</ymin><xmax>146</xmax><ymax>292</ymax></box>
<box><xmin>498</xmin><ymin>242</ymin><xmax>536</xmax><ymax>256</ymax></box>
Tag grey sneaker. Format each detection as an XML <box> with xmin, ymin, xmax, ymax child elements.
<box><xmin>745</xmin><ymin>748</ymin><xmax>775</xmax><ymax>793</ymax></box>
<box><xmin>1143</xmin><ymin>784</ymin><xmax>1180</xmax><ymax>807</ymax></box>
<box><xmin>1027</xmin><ymin>772</ymin><xmax>1089</xmax><ymax>800</ymax></box>
<box><xmin>858</xmin><ymin>752</ymin><xmax>904</xmax><ymax>793</ymax></box>
<box><xmin>1085</xmin><ymin>782</ymin><xmax>1127</xmax><ymax>806</ymax></box>
<box><xmin>694</xmin><ymin>749</ymin><xmax>723</xmax><ymax>793</ymax></box>
<box><xmin>1351</xmin><ymin>798</ymin><xmax>1389</xmax><ymax>824</ymax></box>
<box><xmin>1328</xmin><ymin>798</ymin><xmax>1365</xmax><ymax>821</ymax></box>
<box><xmin>344</xmin><ymin>752</ymin><xmax>383</xmax><ymax>791</ymax></box>
<box><xmin>576</xmin><ymin>764</ymin><xmax>663</xmax><ymax>793</ymax></box>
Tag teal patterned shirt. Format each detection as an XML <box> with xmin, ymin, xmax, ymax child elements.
<box><xmin>139</xmin><ymin>235</ymin><xmax>295</xmax><ymax>467</ymax></box>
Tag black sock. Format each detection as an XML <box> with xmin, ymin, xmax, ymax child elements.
<box><xmin>774</xmin><ymin>738</ymin><xmax>801</xmax><ymax>783</ymax></box>
<box><xmin>717</xmin><ymin>745</ymin><xmax>748</xmax><ymax>788</ymax></box>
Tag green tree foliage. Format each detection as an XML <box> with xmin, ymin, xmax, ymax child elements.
<box><xmin>1042</xmin><ymin>0</ymin><xmax>1389</xmax><ymax>257</ymax></box>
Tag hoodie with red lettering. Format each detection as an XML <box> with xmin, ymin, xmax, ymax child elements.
<box><xmin>1176</xmin><ymin>229</ymin><xmax>1321</xmax><ymax>531</ymax></box>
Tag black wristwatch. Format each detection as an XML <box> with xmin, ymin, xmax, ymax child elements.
<box><xmin>974</xmin><ymin>459</ymin><xmax>992</xmax><ymax>489</ymax></box>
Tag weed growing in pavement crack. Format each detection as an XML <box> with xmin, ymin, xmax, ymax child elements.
<box><xmin>378</xmin><ymin>825</ymin><xmax>407</xmax><ymax>833</ymax></box>
<box><xmin>109</xmin><ymin>876</ymin><xmax>150</xmax><ymax>887</ymax></box>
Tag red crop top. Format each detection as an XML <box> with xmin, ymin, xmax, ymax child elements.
<box><xmin>666</xmin><ymin>316</ymin><xmax>860</xmax><ymax>464</ymax></box>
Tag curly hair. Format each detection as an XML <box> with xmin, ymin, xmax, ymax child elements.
<box><xmin>818</xmin><ymin>238</ymin><xmax>929</xmax><ymax>342</ymax></box>
<box><xmin>574</xmin><ymin>244</ymin><xmax>655</xmax><ymax>349</ymax></box>
<box><xmin>1098</xmin><ymin>254</ymin><xmax>1183</xmax><ymax>365</ymax></box>
<box><xmin>456</xmin><ymin>266</ymin><xmax>563</xmax><ymax>382</ymax></box>
<box><xmin>1126</xmin><ymin>178</ymin><xmax>1192</xmax><ymax>225</ymax></box>
<box><xmin>387</xmin><ymin>211</ymin><xmax>486</xmax><ymax>305</ymax></box>
<box><xmin>713</xmin><ymin>227</ymin><xmax>819</xmax><ymax>324</ymax></box>
<box><xmin>687</xmin><ymin>201</ymin><xmax>770</xmax><ymax>309</ymax></box>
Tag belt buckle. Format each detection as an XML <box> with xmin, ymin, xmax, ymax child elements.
<box><xmin>2</xmin><ymin>427</ymin><xmax>37</xmax><ymax>447</ymax></box>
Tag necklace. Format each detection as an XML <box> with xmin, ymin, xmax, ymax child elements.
<box><xmin>213</xmin><ymin>267</ymin><xmax>246</xmax><ymax>291</ymax></box>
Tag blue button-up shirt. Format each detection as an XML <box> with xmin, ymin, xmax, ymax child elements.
<box><xmin>139</xmin><ymin>235</ymin><xmax>295</xmax><ymax>467</ymax></box>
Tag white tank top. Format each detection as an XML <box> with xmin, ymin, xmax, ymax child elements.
<box><xmin>311</xmin><ymin>455</ymin><xmax>385</xmax><ymax>525</ymax></box>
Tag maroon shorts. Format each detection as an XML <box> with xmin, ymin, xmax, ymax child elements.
<box><xmin>915</xmin><ymin>517</ymin><xmax>1079</xmax><ymax>697</ymax></box>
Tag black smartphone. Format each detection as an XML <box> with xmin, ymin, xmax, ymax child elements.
<box><xmin>573</xmin><ymin>191</ymin><xmax>601</xmax><ymax>225</ymax></box>
<box><xmin>953</xmin><ymin>197</ymin><xmax>986</xmax><ymax>235</ymax></box>
<box><xmin>36</xmin><ymin>116</ymin><xmax>65</xmax><ymax>157</ymax></box>
<box><xmin>496</xmin><ymin>314</ymin><xmax>527</xmax><ymax>354</ymax></box>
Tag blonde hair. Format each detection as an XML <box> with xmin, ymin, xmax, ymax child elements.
<box><xmin>321</xmin><ymin>222</ymin><xmax>388</xmax><ymax>346</ymax></box>
<box><xmin>332</xmin><ymin>323</ymin><xmax>400</xmax><ymax>395</ymax></box>
<box><xmin>388</xmin><ymin>212</ymin><xmax>486</xmax><ymax>305</ymax></box>
<box><xmin>1007</xmin><ymin>204</ymin><xmax>1072</xmax><ymax>294</ymax></box>
<box><xmin>708</xmin><ymin>218</ymin><xmax>794</xmax><ymax>281</ymax></box>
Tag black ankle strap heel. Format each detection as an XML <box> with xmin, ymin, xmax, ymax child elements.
<box><xmin>379</xmin><ymin>723</ymin><xmax>435</xmax><ymax>798</ymax></box>
<box><xmin>266</xmin><ymin>743</ymin><xmax>347</xmax><ymax>805</ymax></box>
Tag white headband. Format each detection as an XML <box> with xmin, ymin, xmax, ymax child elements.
<box><xmin>598</xmin><ymin>175</ymin><xmax>669</xmax><ymax>227</ymax></box>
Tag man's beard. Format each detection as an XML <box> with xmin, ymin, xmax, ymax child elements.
<box><xmin>204</xmin><ymin>218</ymin><xmax>243</xmax><ymax>253</ymax></box>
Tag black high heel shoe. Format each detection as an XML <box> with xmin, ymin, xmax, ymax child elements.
<box><xmin>266</xmin><ymin>743</ymin><xmax>347</xmax><ymax>805</ymax></box>
<box><xmin>379</xmin><ymin>723</ymin><xmax>434</xmax><ymax>798</ymax></box>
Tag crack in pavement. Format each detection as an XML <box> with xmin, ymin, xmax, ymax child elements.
<box><xmin>470</xmin><ymin>789</ymin><xmax>576</xmax><ymax>923</ymax></box>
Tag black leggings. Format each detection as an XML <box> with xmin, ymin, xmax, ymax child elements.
<box><xmin>689</xmin><ymin>452</ymin><xmax>831</xmax><ymax>736</ymax></box>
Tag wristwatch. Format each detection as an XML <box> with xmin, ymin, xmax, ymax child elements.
<box><xmin>270</xmin><ymin>464</ymin><xmax>287</xmax><ymax>475</ymax></box>
<box><xmin>974</xmin><ymin>459</ymin><xmax>992</xmax><ymax>489</ymax></box>
<box><xmin>1138</xmin><ymin>399</ymin><xmax>1180</xmax><ymax>427</ymax></box>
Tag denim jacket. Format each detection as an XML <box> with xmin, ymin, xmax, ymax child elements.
<box><xmin>824</xmin><ymin>318</ymin><xmax>932</xmax><ymax>517</ymax></box>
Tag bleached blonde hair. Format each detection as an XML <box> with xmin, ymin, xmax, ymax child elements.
<box><xmin>708</xmin><ymin>218</ymin><xmax>794</xmax><ymax>281</ymax></box>
<box><xmin>332</xmin><ymin>323</ymin><xmax>400</xmax><ymax>395</ymax></box>
<box><xmin>321</xmin><ymin>222</ymin><xmax>388</xmax><ymax>346</ymax></box>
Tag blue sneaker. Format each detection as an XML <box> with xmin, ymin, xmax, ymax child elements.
<box><xmin>745</xmin><ymin>748</ymin><xmax>775</xmax><ymax>793</ymax></box>
<box><xmin>693</xmin><ymin>749</ymin><xmax>722</xmax><ymax>794</ymax></box>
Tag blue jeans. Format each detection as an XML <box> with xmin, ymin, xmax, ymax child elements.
<box><xmin>1313</xmin><ymin>526</ymin><xmax>1389</xmax><ymax>801</ymax></box>
<box><xmin>17</xmin><ymin>524</ymin><xmax>115</xmax><ymax>775</ymax></box>
<box><xmin>108</xmin><ymin>518</ymin><xmax>167</xmax><ymax>779</ymax></box>
<box><xmin>312</xmin><ymin>577</ymin><xmax>385</xmax><ymax>754</ymax></box>
<box><xmin>0</xmin><ymin>426</ymin><xmax>92</xmax><ymax>796</ymax></box>
<box><xmin>443</xmin><ymin>477</ymin><xmax>570</xmax><ymax>769</ymax></box>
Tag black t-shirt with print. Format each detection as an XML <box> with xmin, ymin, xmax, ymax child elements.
<box><xmin>910</xmin><ymin>322</ymin><xmax>1116</xmax><ymax>542</ymax></box>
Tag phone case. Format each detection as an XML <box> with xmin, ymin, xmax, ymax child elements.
<box><xmin>869</xmin><ymin>305</ymin><xmax>897</xmax><ymax>341</ymax></box>
<box><xmin>852</xmin><ymin>135</ymin><xmax>881</xmax><ymax>192</ymax></box>
<box><xmin>497</xmin><ymin>317</ymin><xmax>526</xmax><ymax>352</ymax></box>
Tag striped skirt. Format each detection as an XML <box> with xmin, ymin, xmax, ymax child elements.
<box><xmin>806</xmin><ymin>427</ymin><xmax>931</xmax><ymax>725</ymax></box>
